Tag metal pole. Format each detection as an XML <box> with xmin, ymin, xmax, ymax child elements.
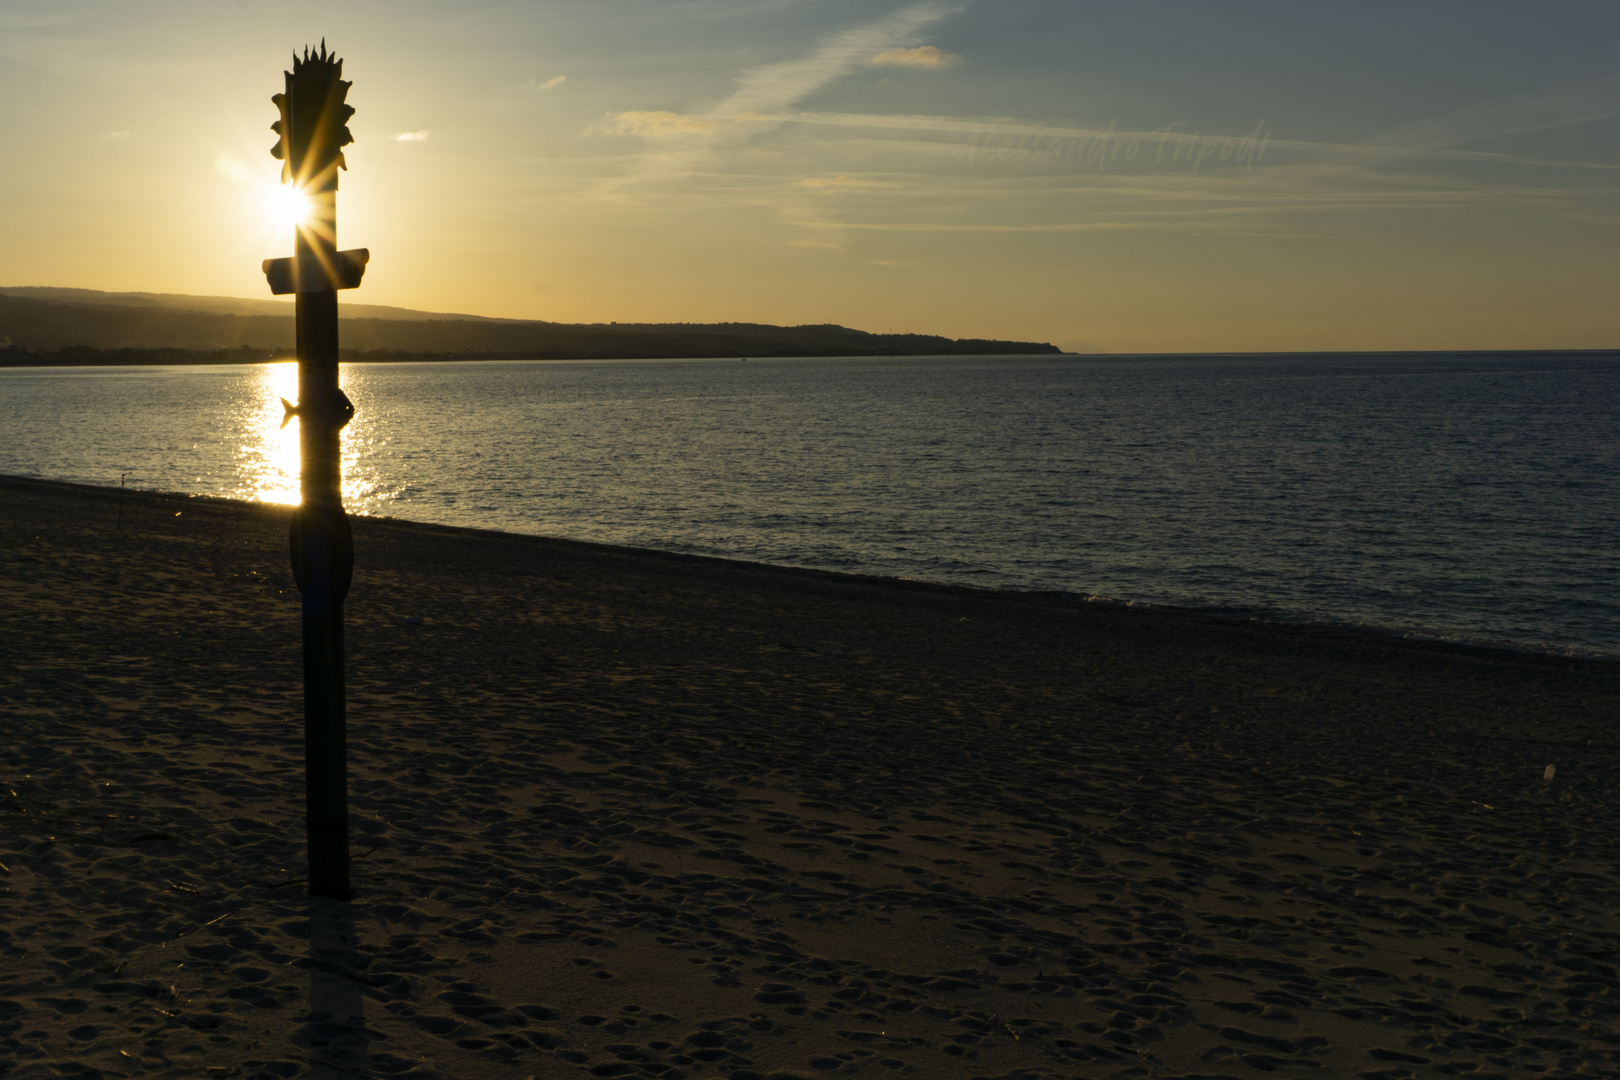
<box><xmin>297</xmin><ymin>187</ymin><xmax>354</xmax><ymax>901</ymax></box>
<box><xmin>264</xmin><ymin>44</ymin><xmax>364</xmax><ymax>901</ymax></box>
<box><xmin>299</xmin><ymin>282</ymin><xmax>351</xmax><ymax>899</ymax></box>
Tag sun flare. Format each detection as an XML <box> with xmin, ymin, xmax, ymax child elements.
<box><xmin>267</xmin><ymin>185</ymin><xmax>314</xmax><ymax>232</ymax></box>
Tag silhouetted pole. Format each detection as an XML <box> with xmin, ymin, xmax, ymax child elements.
<box><xmin>263</xmin><ymin>41</ymin><xmax>370</xmax><ymax>901</ymax></box>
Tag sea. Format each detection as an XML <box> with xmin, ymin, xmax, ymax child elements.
<box><xmin>2</xmin><ymin>352</ymin><xmax>1616</xmax><ymax>659</ymax></box>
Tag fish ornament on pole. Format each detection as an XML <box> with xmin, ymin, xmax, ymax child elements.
<box><xmin>263</xmin><ymin>40</ymin><xmax>370</xmax><ymax>901</ymax></box>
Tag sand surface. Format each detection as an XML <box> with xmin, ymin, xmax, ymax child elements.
<box><xmin>3</xmin><ymin>473</ymin><xmax>1619</xmax><ymax>1079</ymax></box>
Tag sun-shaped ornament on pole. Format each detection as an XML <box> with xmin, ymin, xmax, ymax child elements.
<box><xmin>266</xmin><ymin>41</ymin><xmax>369</xmax><ymax>294</ymax></box>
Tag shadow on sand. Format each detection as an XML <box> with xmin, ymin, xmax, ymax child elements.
<box><xmin>296</xmin><ymin>896</ymin><xmax>370</xmax><ymax>1077</ymax></box>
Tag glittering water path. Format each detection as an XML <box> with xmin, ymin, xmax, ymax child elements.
<box><xmin>3</xmin><ymin>352</ymin><xmax>1616</xmax><ymax>656</ymax></box>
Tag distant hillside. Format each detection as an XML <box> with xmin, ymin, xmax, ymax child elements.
<box><xmin>0</xmin><ymin>288</ymin><xmax>1060</xmax><ymax>363</ymax></box>
<box><xmin>0</xmin><ymin>286</ymin><xmax>520</xmax><ymax>323</ymax></box>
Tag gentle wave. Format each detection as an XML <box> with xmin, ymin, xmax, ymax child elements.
<box><xmin>2</xmin><ymin>352</ymin><xmax>1616</xmax><ymax>659</ymax></box>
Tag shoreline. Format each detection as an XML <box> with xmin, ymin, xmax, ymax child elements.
<box><xmin>8</xmin><ymin>470</ymin><xmax>1613</xmax><ymax>667</ymax></box>
<box><xmin>5</xmin><ymin>471</ymin><xmax>1619</xmax><ymax>1077</ymax></box>
<box><xmin>0</xmin><ymin>351</ymin><xmax>1065</xmax><ymax>369</ymax></box>
<box><xmin>3</xmin><ymin>347</ymin><xmax>1617</xmax><ymax>368</ymax></box>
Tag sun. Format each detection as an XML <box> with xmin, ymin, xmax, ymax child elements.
<box><xmin>268</xmin><ymin>185</ymin><xmax>314</xmax><ymax>232</ymax></box>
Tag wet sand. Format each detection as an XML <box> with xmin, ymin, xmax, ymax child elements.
<box><xmin>3</xmin><ymin>472</ymin><xmax>1618</xmax><ymax>1079</ymax></box>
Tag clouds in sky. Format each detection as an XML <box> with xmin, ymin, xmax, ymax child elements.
<box><xmin>1</xmin><ymin>0</ymin><xmax>1616</xmax><ymax>350</ymax></box>
<box><xmin>1371</xmin><ymin>74</ymin><xmax>1620</xmax><ymax>151</ymax></box>
<box><xmin>868</xmin><ymin>45</ymin><xmax>957</xmax><ymax>68</ymax></box>
<box><xmin>608</xmin><ymin>110</ymin><xmax>722</xmax><ymax>136</ymax></box>
<box><xmin>714</xmin><ymin>0</ymin><xmax>959</xmax><ymax>118</ymax></box>
<box><xmin>579</xmin><ymin>0</ymin><xmax>1616</xmax><ymax>283</ymax></box>
<box><xmin>605</xmin><ymin>0</ymin><xmax>960</xmax><ymax>141</ymax></box>
<box><xmin>800</xmin><ymin>175</ymin><xmax>880</xmax><ymax>189</ymax></box>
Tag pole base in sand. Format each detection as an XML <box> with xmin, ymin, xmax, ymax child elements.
<box><xmin>303</xmin><ymin>608</ymin><xmax>350</xmax><ymax>901</ymax></box>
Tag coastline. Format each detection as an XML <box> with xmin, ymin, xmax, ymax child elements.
<box><xmin>0</xmin><ymin>350</ymin><xmax>1065</xmax><ymax>368</ymax></box>
<box><xmin>16</xmin><ymin>473</ymin><xmax>1613</xmax><ymax>675</ymax></box>
<box><xmin>5</xmin><ymin>472</ymin><xmax>1619</xmax><ymax>1077</ymax></box>
<box><xmin>6</xmin><ymin>464</ymin><xmax>1612</xmax><ymax>665</ymax></box>
<box><xmin>3</xmin><ymin>346</ymin><xmax>1615</xmax><ymax>368</ymax></box>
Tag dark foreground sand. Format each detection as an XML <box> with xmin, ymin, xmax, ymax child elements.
<box><xmin>3</xmin><ymin>474</ymin><xmax>1618</xmax><ymax>1080</ymax></box>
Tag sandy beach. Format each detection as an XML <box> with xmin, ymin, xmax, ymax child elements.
<box><xmin>3</xmin><ymin>472</ymin><xmax>1618</xmax><ymax>1079</ymax></box>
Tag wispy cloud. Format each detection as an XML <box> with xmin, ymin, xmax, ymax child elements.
<box><xmin>596</xmin><ymin>0</ymin><xmax>962</xmax><ymax>206</ymax></box>
<box><xmin>1373</xmin><ymin>75</ymin><xmax>1620</xmax><ymax>150</ymax></box>
<box><xmin>394</xmin><ymin>130</ymin><xmax>430</xmax><ymax>142</ymax></box>
<box><xmin>764</xmin><ymin>162</ymin><xmax>1612</xmax><ymax>243</ymax></box>
<box><xmin>522</xmin><ymin>75</ymin><xmax>567</xmax><ymax>92</ymax></box>
<box><xmin>801</xmin><ymin>175</ymin><xmax>881</xmax><ymax>188</ymax></box>
<box><xmin>869</xmin><ymin>45</ymin><xmax>958</xmax><ymax>69</ymax></box>
<box><xmin>600</xmin><ymin>0</ymin><xmax>961</xmax><ymax>143</ymax></box>
<box><xmin>610</xmin><ymin>111</ymin><xmax>715</xmax><ymax>136</ymax></box>
<box><xmin>588</xmin><ymin>0</ymin><xmax>1620</xmax><ymax>255</ymax></box>
<box><xmin>605</xmin><ymin>110</ymin><xmax>776</xmax><ymax>137</ymax></box>
<box><xmin>779</xmin><ymin>219</ymin><xmax>1249</xmax><ymax>233</ymax></box>
<box><xmin>766</xmin><ymin>111</ymin><xmax>1620</xmax><ymax>172</ymax></box>
<box><xmin>714</xmin><ymin>1</ymin><xmax>959</xmax><ymax>119</ymax></box>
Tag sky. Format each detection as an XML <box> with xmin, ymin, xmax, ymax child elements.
<box><xmin>1</xmin><ymin>0</ymin><xmax>1617</xmax><ymax>353</ymax></box>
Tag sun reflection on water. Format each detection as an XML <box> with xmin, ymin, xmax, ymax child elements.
<box><xmin>231</xmin><ymin>361</ymin><xmax>388</xmax><ymax>508</ymax></box>
<box><xmin>233</xmin><ymin>361</ymin><xmax>301</xmax><ymax>504</ymax></box>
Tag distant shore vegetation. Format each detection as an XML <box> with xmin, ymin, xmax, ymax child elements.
<box><xmin>0</xmin><ymin>288</ymin><xmax>1060</xmax><ymax>365</ymax></box>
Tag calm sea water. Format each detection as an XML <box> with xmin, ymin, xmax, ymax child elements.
<box><xmin>2</xmin><ymin>353</ymin><xmax>1616</xmax><ymax>657</ymax></box>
